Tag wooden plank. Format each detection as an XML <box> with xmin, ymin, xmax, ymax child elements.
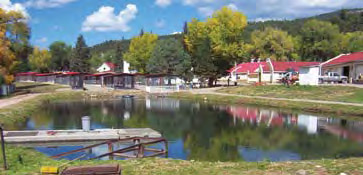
<box><xmin>4</xmin><ymin>128</ymin><xmax>161</xmax><ymax>144</ymax></box>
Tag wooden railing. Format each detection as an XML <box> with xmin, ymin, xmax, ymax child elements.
<box><xmin>52</xmin><ymin>137</ymin><xmax>168</xmax><ymax>160</ymax></box>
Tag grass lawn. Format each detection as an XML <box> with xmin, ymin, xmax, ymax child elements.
<box><xmin>1</xmin><ymin>146</ymin><xmax>363</xmax><ymax>175</ymax></box>
<box><xmin>218</xmin><ymin>85</ymin><xmax>363</xmax><ymax>104</ymax></box>
<box><xmin>171</xmin><ymin>92</ymin><xmax>363</xmax><ymax>117</ymax></box>
<box><xmin>14</xmin><ymin>82</ymin><xmax>68</xmax><ymax>94</ymax></box>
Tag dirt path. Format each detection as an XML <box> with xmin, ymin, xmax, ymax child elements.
<box><xmin>190</xmin><ymin>87</ymin><xmax>363</xmax><ymax>107</ymax></box>
<box><xmin>0</xmin><ymin>93</ymin><xmax>43</xmax><ymax>109</ymax></box>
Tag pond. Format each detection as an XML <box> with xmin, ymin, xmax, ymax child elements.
<box><xmin>10</xmin><ymin>97</ymin><xmax>363</xmax><ymax>162</ymax></box>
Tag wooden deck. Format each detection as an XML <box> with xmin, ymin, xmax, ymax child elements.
<box><xmin>4</xmin><ymin>128</ymin><xmax>162</xmax><ymax>146</ymax></box>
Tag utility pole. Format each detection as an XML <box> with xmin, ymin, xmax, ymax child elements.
<box><xmin>0</xmin><ymin>125</ymin><xmax>7</xmax><ymax>170</ymax></box>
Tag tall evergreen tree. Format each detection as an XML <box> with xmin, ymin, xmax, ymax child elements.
<box><xmin>139</xmin><ymin>28</ymin><xmax>144</xmax><ymax>36</ymax></box>
<box><xmin>70</xmin><ymin>35</ymin><xmax>90</xmax><ymax>72</ymax></box>
<box><xmin>115</xmin><ymin>44</ymin><xmax>124</xmax><ymax>72</ymax></box>
<box><xmin>147</xmin><ymin>38</ymin><xmax>192</xmax><ymax>81</ymax></box>
<box><xmin>183</xmin><ymin>21</ymin><xmax>188</xmax><ymax>35</ymax></box>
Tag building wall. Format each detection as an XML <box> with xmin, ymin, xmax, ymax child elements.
<box><xmin>299</xmin><ymin>66</ymin><xmax>319</xmax><ymax>85</ymax></box>
<box><xmin>354</xmin><ymin>63</ymin><xmax>363</xmax><ymax>80</ymax></box>
<box><xmin>123</xmin><ymin>61</ymin><xmax>130</xmax><ymax>73</ymax></box>
<box><xmin>323</xmin><ymin>61</ymin><xmax>363</xmax><ymax>82</ymax></box>
<box><xmin>247</xmin><ymin>73</ymin><xmax>282</xmax><ymax>83</ymax></box>
<box><xmin>97</xmin><ymin>63</ymin><xmax>111</xmax><ymax>72</ymax></box>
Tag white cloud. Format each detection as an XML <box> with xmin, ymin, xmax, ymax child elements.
<box><xmin>182</xmin><ymin>0</ymin><xmax>363</xmax><ymax>20</ymax></box>
<box><xmin>155</xmin><ymin>0</ymin><xmax>172</xmax><ymax>7</ymax></box>
<box><xmin>23</xmin><ymin>0</ymin><xmax>77</xmax><ymax>9</ymax></box>
<box><xmin>36</xmin><ymin>37</ymin><xmax>48</xmax><ymax>43</ymax></box>
<box><xmin>227</xmin><ymin>3</ymin><xmax>238</xmax><ymax>11</ymax></box>
<box><xmin>183</xmin><ymin>0</ymin><xmax>216</xmax><ymax>6</ymax></box>
<box><xmin>197</xmin><ymin>6</ymin><xmax>214</xmax><ymax>17</ymax></box>
<box><xmin>82</xmin><ymin>4</ymin><xmax>138</xmax><ymax>32</ymax></box>
<box><xmin>171</xmin><ymin>31</ymin><xmax>182</xmax><ymax>35</ymax></box>
<box><xmin>0</xmin><ymin>0</ymin><xmax>29</xmax><ymax>18</ymax></box>
<box><xmin>253</xmin><ymin>17</ymin><xmax>284</xmax><ymax>22</ymax></box>
<box><xmin>155</xmin><ymin>19</ymin><xmax>165</xmax><ymax>28</ymax></box>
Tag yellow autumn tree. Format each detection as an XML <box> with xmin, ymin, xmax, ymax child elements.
<box><xmin>206</xmin><ymin>7</ymin><xmax>248</xmax><ymax>60</ymax></box>
<box><xmin>184</xmin><ymin>7</ymin><xmax>248</xmax><ymax>86</ymax></box>
<box><xmin>124</xmin><ymin>33</ymin><xmax>158</xmax><ymax>73</ymax></box>
<box><xmin>250</xmin><ymin>27</ymin><xmax>297</xmax><ymax>61</ymax></box>
<box><xmin>29</xmin><ymin>47</ymin><xmax>52</xmax><ymax>73</ymax></box>
<box><xmin>0</xmin><ymin>8</ymin><xmax>28</xmax><ymax>84</ymax></box>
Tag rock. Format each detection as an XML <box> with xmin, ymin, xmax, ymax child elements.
<box><xmin>296</xmin><ymin>169</ymin><xmax>306</xmax><ymax>175</ymax></box>
<box><xmin>339</xmin><ymin>173</ymin><xmax>347</xmax><ymax>175</ymax></box>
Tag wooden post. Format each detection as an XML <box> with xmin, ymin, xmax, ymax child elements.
<box><xmin>107</xmin><ymin>142</ymin><xmax>114</xmax><ymax>160</ymax></box>
<box><xmin>137</xmin><ymin>144</ymin><xmax>144</xmax><ymax>158</ymax></box>
<box><xmin>134</xmin><ymin>138</ymin><xmax>140</xmax><ymax>157</ymax></box>
<box><xmin>0</xmin><ymin>125</ymin><xmax>7</xmax><ymax>170</ymax></box>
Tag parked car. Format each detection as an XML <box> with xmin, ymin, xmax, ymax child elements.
<box><xmin>319</xmin><ymin>72</ymin><xmax>348</xmax><ymax>84</ymax></box>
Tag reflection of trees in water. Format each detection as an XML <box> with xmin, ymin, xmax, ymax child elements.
<box><xmin>145</xmin><ymin>102</ymin><xmax>363</xmax><ymax>161</ymax></box>
<box><xmin>25</xmin><ymin>98</ymin><xmax>363</xmax><ymax>161</ymax></box>
<box><xmin>31</xmin><ymin>99</ymin><xmax>145</xmax><ymax>129</ymax></box>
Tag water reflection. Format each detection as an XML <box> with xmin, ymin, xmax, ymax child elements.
<box><xmin>11</xmin><ymin>97</ymin><xmax>363</xmax><ymax>162</ymax></box>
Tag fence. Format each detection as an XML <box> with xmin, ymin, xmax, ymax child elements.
<box><xmin>145</xmin><ymin>85</ymin><xmax>191</xmax><ymax>94</ymax></box>
<box><xmin>0</xmin><ymin>84</ymin><xmax>15</xmax><ymax>96</ymax></box>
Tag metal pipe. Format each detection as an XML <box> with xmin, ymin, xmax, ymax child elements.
<box><xmin>0</xmin><ymin>125</ymin><xmax>7</xmax><ymax>170</ymax></box>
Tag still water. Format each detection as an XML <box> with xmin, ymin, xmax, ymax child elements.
<box><xmin>11</xmin><ymin>97</ymin><xmax>363</xmax><ymax>162</ymax></box>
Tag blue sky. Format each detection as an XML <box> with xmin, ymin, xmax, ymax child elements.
<box><xmin>1</xmin><ymin>0</ymin><xmax>363</xmax><ymax>48</ymax></box>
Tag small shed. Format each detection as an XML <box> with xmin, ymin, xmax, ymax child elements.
<box><xmin>299</xmin><ymin>65</ymin><xmax>320</xmax><ymax>85</ymax></box>
<box><xmin>55</xmin><ymin>72</ymin><xmax>84</xmax><ymax>89</ymax></box>
<box><xmin>35</xmin><ymin>73</ymin><xmax>58</xmax><ymax>83</ymax></box>
<box><xmin>84</xmin><ymin>72</ymin><xmax>114</xmax><ymax>86</ymax></box>
<box><xmin>113</xmin><ymin>73</ymin><xmax>135</xmax><ymax>89</ymax></box>
<box><xmin>15</xmin><ymin>72</ymin><xmax>37</xmax><ymax>82</ymax></box>
<box><xmin>144</xmin><ymin>74</ymin><xmax>184</xmax><ymax>93</ymax></box>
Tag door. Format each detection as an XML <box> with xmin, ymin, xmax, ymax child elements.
<box><xmin>343</xmin><ymin>66</ymin><xmax>350</xmax><ymax>78</ymax></box>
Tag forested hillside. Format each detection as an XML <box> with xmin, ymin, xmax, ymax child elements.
<box><xmin>244</xmin><ymin>8</ymin><xmax>363</xmax><ymax>41</ymax></box>
<box><xmin>90</xmin><ymin>8</ymin><xmax>363</xmax><ymax>62</ymax></box>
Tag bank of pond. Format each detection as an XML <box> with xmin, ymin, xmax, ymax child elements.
<box><xmin>15</xmin><ymin>72</ymin><xmax>184</xmax><ymax>93</ymax></box>
<box><xmin>4</xmin><ymin>97</ymin><xmax>363</xmax><ymax>163</ymax></box>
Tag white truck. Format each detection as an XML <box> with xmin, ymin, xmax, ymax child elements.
<box><xmin>319</xmin><ymin>72</ymin><xmax>348</xmax><ymax>84</ymax></box>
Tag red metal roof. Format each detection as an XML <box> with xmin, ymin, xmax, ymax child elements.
<box><xmin>16</xmin><ymin>72</ymin><xmax>38</xmax><ymax>76</ymax></box>
<box><xmin>228</xmin><ymin>61</ymin><xmax>320</xmax><ymax>74</ymax></box>
<box><xmin>113</xmin><ymin>73</ymin><xmax>135</xmax><ymax>76</ymax></box>
<box><xmin>85</xmin><ymin>72</ymin><xmax>115</xmax><ymax>77</ymax></box>
<box><xmin>323</xmin><ymin>52</ymin><xmax>363</xmax><ymax>66</ymax></box>
<box><xmin>105</xmin><ymin>62</ymin><xmax>116</xmax><ymax>69</ymax></box>
<box><xmin>63</xmin><ymin>72</ymin><xmax>81</xmax><ymax>75</ymax></box>
<box><xmin>35</xmin><ymin>73</ymin><xmax>60</xmax><ymax>76</ymax></box>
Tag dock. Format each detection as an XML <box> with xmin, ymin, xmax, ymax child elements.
<box><xmin>4</xmin><ymin>128</ymin><xmax>162</xmax><ymax>146</ymax></box>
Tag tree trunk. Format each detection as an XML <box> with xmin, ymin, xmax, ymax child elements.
<box><xmin>208</xmin><ymin>77</ymin><xmax>215</xmax><ymax>87</ymax></box>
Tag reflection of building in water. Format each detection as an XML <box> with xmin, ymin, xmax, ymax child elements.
<box><xmin>297</xmin><ymin>115</ymin><xmax>318</xmax><ymax>134</ymax></box>
<box><xmin>101</xmin><ymin>101</ymin><xmax>109</xmax><ymax>115</ymax></box>
<box><xmin>123</xmin><ymin>111</ymin><xmax>130</xmax><ymax>120</ymax></box>
<box><xmin>226</xmin><ymin>106</ymin><xmax>297</xmax><ymax>127</ymax></box>
<box><xmin>319</xmin><ymin>119</ymin><xmax>363</xmax><ymax>143</ymax></box>
<box><xmin>145</xmin><ymin>98</ymin><xmax>180</xmax><ymax>111</ymax></box>
<box><xmin>123</xmin><ymin>98</ymin><xmax>133</xmax><ymax>110</ymax></box>
<box><xmin>226</xmin><ymin>106</ymin><xmax>363</xmax><ymax>142</ymax></box>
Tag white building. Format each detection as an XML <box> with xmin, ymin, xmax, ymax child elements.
<box><xmin>321</xmin><ymin>52</ymin><xmax>363</xmax><ymax>83</ymax></box>
<box><xmin>299</xmin><ymin>65</ymin><xmax>320</xmax><ymax>85</ymax></box>
<box><xmin>228</xmin><ymin>60</ymin><xmax>320</xmax><ymax>83</ymax></box>
<box><xmin>96</xmin><ymin>61</ymin><xmax>130</xmax><ymax>73</ymax></box>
